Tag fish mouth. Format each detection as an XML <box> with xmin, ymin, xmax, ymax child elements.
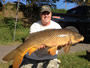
<box><xmin>78</xmin><ymin>36</ymin><xmax>84</xmax><ymax>43</ymax></box>
<box><xmin>81</xmin><ymin>36</ymin><xmax>84</xmax><ymax>41</ymax></box>
<box><xmin>75</xmin><ymin>36</ymin><xmax>84</xmax><ymax>44</ymax></box>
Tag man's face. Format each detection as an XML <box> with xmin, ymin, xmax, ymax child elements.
<box><xmin>40</xmin><ymin>11</ymin><xmax>52</xmax><ymax>26</ymax></box>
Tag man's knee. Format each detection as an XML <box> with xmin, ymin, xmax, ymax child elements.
<box><xmin>19</xmin><ymin>57</ymin><xmax>34</xmax><ymax>68</ymax></box>
<box><xmin>20</xmin><ymin>64</ymin><xmax>33</xmax><ymax>68</ymax></box>
<box><xmin>47</xmin><ymin>59</ymin><xmax>61</xmax><ymax>68</ymax></box>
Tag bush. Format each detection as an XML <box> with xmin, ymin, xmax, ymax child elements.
<box><xmin>52</xmin><ymin>9</ymin><xmax>67</xmax><ymax>13</ymax></box>
<box><xmin>0</xmin><ymin>17</ymin><xmax>30</xmax><ymax>45</ymax></box>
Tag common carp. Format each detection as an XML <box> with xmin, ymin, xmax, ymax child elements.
<box><xmin>2</xmin><ymin>28</ymin><xmax>84</xmax><ymax>68</ymax></box>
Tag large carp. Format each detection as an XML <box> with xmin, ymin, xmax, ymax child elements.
<box><xmin>2</xmin><ymin>28</ymin><xmax>84</xmax><ymax>68</ymax></box>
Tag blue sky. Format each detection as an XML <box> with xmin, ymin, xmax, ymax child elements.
<box><xmin>56</xmin><ymin>0</ymin><xmax>77</xmax><ymax>10</ymax></box>
<box><xmin>1</xmin><ymin>0</ymin><xmax>27</xmax><ymax>5</ymax></box>
<box><xmin>1</xmin><ymin>0</ymin><xmax>77</xmax><ymax>10</ymax></box>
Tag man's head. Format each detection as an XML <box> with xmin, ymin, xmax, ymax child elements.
<box><xmin>40</xmin><ymin>5</ymin><xmax>52</xmax><ymax>26</ymax></box>
<box><xmin>40</xmin><ymin>5</ymin><xmax>51</xmax><ymax>13</ymax></box>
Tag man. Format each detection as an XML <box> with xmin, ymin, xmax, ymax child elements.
<box><xmin>20</xmin><ymin>5</ymin><xmax>62</xmax><ymax>68</ymax></box>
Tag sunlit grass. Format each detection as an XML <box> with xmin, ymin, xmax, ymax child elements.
<box><xmin>0</xmin><ymin>18</ymin><xmax>30</xmax><ymax>45</ymax></box>
<box><xmin>58</xmin><ymin>51</ymin><xmax>90</xmax><ymax>68</ymax></box>
<box><xmin>0</xmin><ymin>61</ymin><xmax>12</xmax><ymax>68</ymax></box>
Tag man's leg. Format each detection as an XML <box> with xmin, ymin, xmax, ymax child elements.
<box><xmin>20</xmin><ymin>57</ymin><xmax>61</xmax><ymax>68</ymax></box>
<box><xmin>43</xmin><ymin>59</ymin><xmax>61</xmax><ymax>68</ymax></box>
<box><xmin>19</xmin><ymin>57</ymin><xmax>38</xmax><ymax>68</ymax></box>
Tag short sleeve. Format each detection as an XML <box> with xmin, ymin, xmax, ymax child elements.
<box><xmin>52</xmin><ymin>20</ymin><xmax>62</xmax><ymax>29</ymax></box>
<box><xmin>30</xmin><ymin>23</ymin><xmax>40</xmax><ymax>33</ymax></box>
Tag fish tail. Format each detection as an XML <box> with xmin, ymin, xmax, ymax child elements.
<box><xmin>13</xmin><ymin>54</ymin><xmax>23</xmax><ymax>68</ymax></box>
<box><xmin>3</xmin><ymin>49</ymin><xmax>18</xmax><ymax>61</ymax></box>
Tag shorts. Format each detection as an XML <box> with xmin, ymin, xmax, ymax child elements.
<box><xmin>19</xmin><ymin>57</ymin><xmax>61</xmax><ymax>68</ymax></box>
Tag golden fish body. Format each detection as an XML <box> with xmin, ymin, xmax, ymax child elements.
<box><xmin>3</xmin><ymin>29</ymin><xmax>84</xmax><ymax>68</ymax></box>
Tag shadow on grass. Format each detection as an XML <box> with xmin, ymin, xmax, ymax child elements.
<box><xmin>9</xmin><ymin>65</ymin><xmax>12</xmax><ymax>68</ymax></box>
<box><xmin>78</xmin><ymin>55</ymin><xmax>90</xmax><ymax>61</ymax></box>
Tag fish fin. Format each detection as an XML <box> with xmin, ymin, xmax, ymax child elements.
<box><xmin>13</xmin><ymin>54</ymin><xmax>23</xmax><ymax>68</ymax></box>
<box><xmin>64</xmin><ymin>44</ymin><xmax>71</xmax><ymax>53</ymax></box>
<box><xmin>3</xmin><ymin>49</ymin><xmax>18</xmax><ymax>61</ymax></box>
<box><xmin>28</xmin><ymin>47</ymin><xmax>37</xmax><ymax>55</ymax></box>
<box><xmin>48</xmin><ymin>46</ymin><xmax>57</xmax><ymax>56</ymax></box>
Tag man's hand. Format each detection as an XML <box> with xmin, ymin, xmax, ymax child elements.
<box><xmin>38</xmin><ymin>44</ymin><xmax>46</xmax><ymax>49</ymax></box>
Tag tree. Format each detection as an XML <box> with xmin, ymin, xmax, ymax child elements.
<box><xmin>26</xmin><ymin>0</ymin><xmax>59</xmax><ymax>8</ymax></box>
<box><xmin>65</xmin><ymin>0</ymin><xmax>90</xmax><ymax>6</ymax></box>
<box><xmin>13</xmin><ymin>0</ymin><xmax>20</xmax><ymax>41</ymax></box>
<box><xmin>0</xmin><ymin>0</ymin><xmax>5</xmax><ymax>10</ymax></box>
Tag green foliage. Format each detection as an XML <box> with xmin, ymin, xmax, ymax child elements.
<box><xmin>66</xmin><ymin>0</ymin><xmax>90</xmax><ymax>6</ymax></box>
<box><xmin>58</xmin><ymin>51</ymin><xmax>90</xmax><ymax>68</ymax></box>
<box><xmin>0</xmin><ymin>15</ymin><xmax>4</xmax><ymax>25</ymax></box>
<box><xmin>27</xmin><ymin>0</ymin><xmax>59</xmax><ymax>3</ymax></box>
<box><xmin>4</xmin><ymin>18</ymin><xmax>15</xmax><ymax>29</ymax></box>
<box><xmin>0</xmin><ymin>15</ymin><xmax>4</xmax><ymax>20</ymax></box>
<box><xmin>52</xmin><ymin>8</ymin><xmax>67</xmax><ymax>13</ymax></box>
<box><xmin>19</xmin><ymin>3</ymin><xmax>40</xmax><ymax>25</ymax></box>
<box><xmin>15</xmin><ymin>27</ymin><xmax>30</xmax><ymax>42</ymax></box>
<box><xmin>0</xmin><ymin>17</ymin><xmax>30</xmax><ymax>45</ymax></box>
<box><xmin>0</xmin><ymin>26</ymin><xmax>29</xmax><ymax>44</ymax></box>
<box><xmin>26</xmin><ymin>0</ymin><xmax>59</xmax><ymax>8</ymax></box>
<box><xmin>0</xmin><ymin>61</ymin><xmax>12</xmax><ymax>68</ymax></box>
<box><xmin>3</xmin><ymin>2</ymin><xmax>16</xmax><ymax>10</ymax></box>
<box><xmin>4</xmin><ymin>18</ymin><xmax>23</xmax><ymax>29</ymax></box>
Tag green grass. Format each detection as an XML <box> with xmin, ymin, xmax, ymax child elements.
<box><xmin>0</xmin><ymin>17</ymin><xmax>30</xmax><ymax>45</ymax></box>
<box><xmin>0</xmin><ymin>51</ymin><xmax>90</xmax><ymax>68</ymax></box>
<box><xmin>0</xmin><ymin>26</ymin><xmax>30</xmax><ymax>45</ymax></box>
<box><xmin>58</xmin><ymin>51</ymin><xmax>90</xmax><ymax>68</ymax></box>
<box><xmin>0</xmin><ymin>61</ymin><xmax>12</xmax><ymax>68</ymax></box>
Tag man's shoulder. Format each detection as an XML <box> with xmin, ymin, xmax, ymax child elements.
<box><xmin>31</xmin><ymin>20</ymin><xmax>41</xmax><ymax>26</ymax></box>
<box><xmin>33</xmin><ymin>20</ymin><xmax>41</xmax><ymax>24</ymax></box>
<box><xmin>51</xmin><ymin>20</ymin><xmax>62</xmax><ymax>29</ymax></box>
<box><xmin>51</xmin><ymin>20</ymin><xmax>60</xmax><ymax>26</ymax></box>
<box><xmin>51</xmin><ymin>20</ymin><xmax>59</xmax><ymax>25</ymax></box>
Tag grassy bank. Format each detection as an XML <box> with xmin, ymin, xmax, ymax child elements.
<box><xmin>58</xmin><ymin>51</ymin><xmax>90</xmax><ymax>68</ymax></box>
<box><xmin>0</xmin><ymin>51</ymin><xmax>90</xmax><ymax>68</ymax></box>
<box><xmin>0</xmin><ymin>17</ymin><xmax>30</xmax><ymax>45</ymax></box>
